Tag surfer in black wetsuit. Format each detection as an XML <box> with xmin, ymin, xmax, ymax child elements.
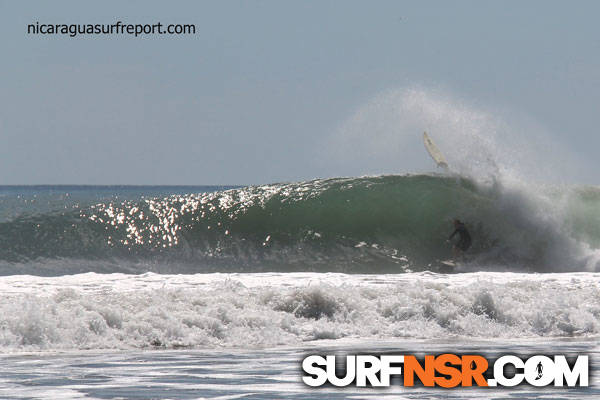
<box><xmin>448</xmin><ymin>219</ymin><xmax>471</xmax><ymax>259</ymax></box>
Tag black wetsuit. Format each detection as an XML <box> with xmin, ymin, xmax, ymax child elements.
<box><xmin>449</xmin><ymin>223</ymin><xmax>472</xmax><ymax>251</ymax></box>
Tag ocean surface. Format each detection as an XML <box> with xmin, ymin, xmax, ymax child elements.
<box><xmin>0</xmin><ymin>177</ymin><xmax>599</xmax><ymax>399</ymax></box>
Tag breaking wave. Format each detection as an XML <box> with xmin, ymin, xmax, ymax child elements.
<box><xmin>0</xmin><ymin>174</ymin><xmax>599</xmax><ymax>275</ymax></box>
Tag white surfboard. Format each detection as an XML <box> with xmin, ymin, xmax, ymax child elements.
<box><xmin>423</xmin><ymin>132</ymin><xmax>449</xmax><ymax>170</ymax></box>
<box><xmin>440</xmin><ymin>259</ymin><xmax>457</xmax><ymax>267</ymax></box>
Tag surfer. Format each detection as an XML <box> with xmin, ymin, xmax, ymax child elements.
<box><xmin>448</xmin><ymin>219</ymin><xmax>471</xmax><ymax>259</ymax></box>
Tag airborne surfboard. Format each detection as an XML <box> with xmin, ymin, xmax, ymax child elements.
<box><xmin>423</xmin><ymin>132</ymin><xmax>449</xmax><ymax>171</ymax></box>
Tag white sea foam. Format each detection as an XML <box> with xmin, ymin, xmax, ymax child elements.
<box><xmin>0</xmin><ymin>271</ymin><xmax>598</xmax><ymax>352</ymax></box>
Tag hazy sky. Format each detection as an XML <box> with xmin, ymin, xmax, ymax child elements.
<box><xmin>1</xmin><ymin>1</ymin><xmax>599</xmax><ymax>185</ymax></box>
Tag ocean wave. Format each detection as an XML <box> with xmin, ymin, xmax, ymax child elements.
<box><xmin>0</xmin><ymin>175</ymin><xmax>599</xmax><ymax>274</ymax></box>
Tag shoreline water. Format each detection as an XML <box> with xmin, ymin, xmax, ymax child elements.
<box><xmin>0</xmin><ymin>338</ymin><xmax>596</xmax><ymax>399</ymax></box>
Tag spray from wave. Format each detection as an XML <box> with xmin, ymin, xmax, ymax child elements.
<box><xmin>319</xmin><ymin>86</ymin><xmax>600</xmax><ymax>271</ymax></box>
<box><xmin>325</xmin><ymin>87</ymin><xmax>583</xmax><ymax>184</ymax></box>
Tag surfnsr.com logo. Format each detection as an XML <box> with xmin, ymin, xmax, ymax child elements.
<box><xmin>302</xmin><ymin>354</ymin><xmax>588</xmax><ymax>388</ymax></box>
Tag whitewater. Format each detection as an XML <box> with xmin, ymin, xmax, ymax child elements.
<box><xmin>1</xmin><ymin>271</ymin><xmax>599</xmax><ymax>350</ymax></box>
